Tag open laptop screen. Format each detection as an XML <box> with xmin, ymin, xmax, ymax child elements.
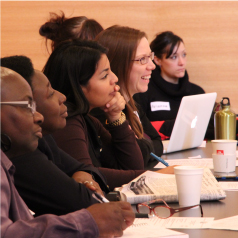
<box><xmin>163</xmin><ymin>92</ymin><xmax>217</xmax><ymax>154</ymax></box>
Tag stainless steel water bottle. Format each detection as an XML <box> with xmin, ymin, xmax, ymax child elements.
<box><xmin>214</xmin><ymin>97</ymin><xmax>236</xmax><ymax>139</ymax></box>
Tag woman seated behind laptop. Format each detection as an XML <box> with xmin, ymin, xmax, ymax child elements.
<box><xmin>133</xmin><ymin>31</ymin><xmax>214</xmax><ymax>140</ymax></box>
<box><xmin>0</xmin><ymin>66</ymin><xmax>135</xmax><ymax>238</ymax></box>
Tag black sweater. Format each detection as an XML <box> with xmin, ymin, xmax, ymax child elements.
<box><xmin>134</xmin><ymin>66</ymin><xmax>209</xmax><ymax>138</ymax></box>
<box><xmin>11</xmin><ymin>134</ymin><xmax>109</xmax><ymax>217</ymax></box>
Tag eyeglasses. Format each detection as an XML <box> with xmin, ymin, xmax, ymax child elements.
<box><xmin>132</xmin><ymin>52</ymin><xmax>154</xmax><ymax>65</ymax></box>
<box><xmin>0</xmin><ymin>101</ymin><xmax>36</xmax><ymax>115</ymax></box>
<box><xmin>136</xmin><ymin>199</ymin><xmax>203</xmax><ymax>219</ymax></box>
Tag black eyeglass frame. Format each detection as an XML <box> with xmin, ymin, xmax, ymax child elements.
<box><xmin>136</xmin><ymin>198</ymin><xmax>203</xmax><ymax>219</ymax></box>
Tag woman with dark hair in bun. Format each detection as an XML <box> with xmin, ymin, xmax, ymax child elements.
<box><xmin>39</xmin><ymin>11</ymin><xmax>103</xmax><ymax>52</ymax></box>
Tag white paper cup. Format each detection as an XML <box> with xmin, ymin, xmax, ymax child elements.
<box><xmin>211</xmin><ymin>140</ymin><xmax>237</xmax><ymax>155</ymax></box>
<box><xmin>174</xmin><ymin>166</ymin><xmax>204</xmax><ymax>207</ymax></box>
<box><xmin>212</xmin><ymin>153</ymin><xmax>236</xmax><ymax>172</ymax></box>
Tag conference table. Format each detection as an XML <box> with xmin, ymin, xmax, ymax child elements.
<box><xmin>158</xmin><ymin>142</ymin><xmax>238</xmax><ymax>238</ymax></box>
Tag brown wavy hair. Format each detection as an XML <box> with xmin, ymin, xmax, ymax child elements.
<box><xmin>95</xmin><ymin>25</ymin><xmax>147</xmax><ymax>139</ymax></box>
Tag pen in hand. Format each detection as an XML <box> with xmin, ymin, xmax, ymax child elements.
<box><xmin>150</xmin><ymin>152</ymin><xmax>169</xmax><ymax>167</ymax></box>
<box><xmin>93</xmin><ymin>192</ymin><xmax>153</xmax><ymax>219</ymax></box>
<box><xmin>93</xmin><ymin>192</ymin><xmax>110</xmax><ymax>203</ymax></box>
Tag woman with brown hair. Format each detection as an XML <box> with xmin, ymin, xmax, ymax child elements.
<box><xmin>91</xmin><ymin>25</ymin><xmax>163</xmax><ymax>165</ymax></box>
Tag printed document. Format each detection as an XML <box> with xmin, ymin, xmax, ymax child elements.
<box><xmin>118</xmin><ymin>168</ymin><xmax>226</xmax><ymax>204</ymax></box>
<box><xmin>132</xmin><ymin>216</ymin><xmax>214</xmax><ymax>229</ymax></box>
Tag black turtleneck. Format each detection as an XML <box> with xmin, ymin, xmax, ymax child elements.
<box><xmin>134</xmin><ymin>65</ymin><xmax>205</xmax><ymax>137</ymax></box>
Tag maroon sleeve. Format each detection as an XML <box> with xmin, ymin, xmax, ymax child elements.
<box><xmin>89</xmin><ymin>115</ymin><xmax>144</xmax><ymax>170</ymax></box>
<box><xmin>52</xmin><ymin>115</ymin><xmax>145</xmax><ymax>190</ymax></box>
<box><xmin>53</xmin><ymin>115</ymin><xmax>94</xmax><ymax>166</ymax></box>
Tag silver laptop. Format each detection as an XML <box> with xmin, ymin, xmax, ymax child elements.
<box><xmin>163</xmin><ymin>92</ymin><xmax>217</xmax><ymax>154</ymax></box>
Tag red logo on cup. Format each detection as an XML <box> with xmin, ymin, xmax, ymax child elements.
<box><xmin>217</xmin><ymin>150</ymin><xmax>224</xmax><ymax>155</ymax></box>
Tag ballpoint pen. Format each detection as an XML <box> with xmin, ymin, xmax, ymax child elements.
<box><xmin>92</xmin><ymin>192</ymin><xmax>110</xmax><ymax>203</ymax></box>
<box><xmin>93</xmin><ymin>192</ymin><xmax>153</xmax><ymax>218</ymax></box>
<box><xmin>150</xmin><ymin>152</ymin><xmax>169</xmax><ymax>167</ymax></box>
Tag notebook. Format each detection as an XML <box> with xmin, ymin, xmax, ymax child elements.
<box><xmin>162</xmin><ymin>92</ymin><xmax>217</xmax><ymax>154</ymax></box>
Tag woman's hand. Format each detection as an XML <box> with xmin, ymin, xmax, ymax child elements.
<box><xmin>72</xmin><ymin>171</ymin><xmax>104</xmax><ymax>196</ymax></box>
<box><xmin>103</xmin><ymin>85</ymin><xmax>126</xmax><ymax>123</ymax></box>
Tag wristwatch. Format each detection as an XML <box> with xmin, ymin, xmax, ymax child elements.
<box><xmin>106</xmin><ymin>112</ymin><xmax>126</xmax><ymax>126</ymax></box>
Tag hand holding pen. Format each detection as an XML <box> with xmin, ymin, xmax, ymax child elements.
<box><xmin>86</xmin><ymin>201</ymin><xmax>135</xmax><ymax>237</ymax></box>
<box><xmin>92</xmin><ymin>192</ymin><xmax>153</xmax><ymax>218</ymax></box>
<box><xmin>93</xmin><ymin>192</ymin><xmax>110</xmax><ymax>203</ymax></box>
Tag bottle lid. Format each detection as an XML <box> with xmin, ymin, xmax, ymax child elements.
<box><xmin>221</xmin><ymin>97</ymin><xmax>230</xmax><ymax>107</ymax></box>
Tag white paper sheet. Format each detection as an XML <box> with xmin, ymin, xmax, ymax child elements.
<box><xmin>188</xmin><ymin>155</ymin><xmax>202</xmax><ymax>159</ymax></box>
<box><xmin>123</xmin><ymin>223</ymin><xmax>188</xmax><ymax>238</ymax></box>
<box><xmin>219</xmin><ymin>182</ymin><xmax>238</xmax><ymax>190</ymax></box>
<box><xmin>155</xmin><ymin>158</ymin><xmax>238</xmax><ymax>169</ymax></box>
<box><xmin>209</xmin><ymin>215</ymin><xmax>238</xmax><ymax>231</ymax></box>
<box><xmin>132</xmin><ymin>217</ymin><xmax>214</xmax><ymax>229</ymax></box>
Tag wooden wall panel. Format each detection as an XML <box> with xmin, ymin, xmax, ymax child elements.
<box><xmin>1</xmin><ymin>1</ymin><xmax>238</xmax><ymax>112</ymax></box>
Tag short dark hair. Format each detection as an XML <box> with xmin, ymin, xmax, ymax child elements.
<box><xmin>150</xmin><ymin>31</ymin><xmax>184</xmax><ymax>59</ymax></box>
<box><xmin>1</xmin><ymin>55</ymin><xmax>34</xmax><ymax>87</ymax></box>
<box><xmin>43</xmin><ymin>39</ymin><xmax>107</xmax><ymax>117</ymax></box>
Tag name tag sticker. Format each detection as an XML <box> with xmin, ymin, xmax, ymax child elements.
<box><xmin>150</xmin><ymin>101</ymin><xmax>171</xmax><ymax>111</ymax></box>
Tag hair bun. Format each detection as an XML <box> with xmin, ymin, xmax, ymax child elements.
<box><xmin>39</xmin><ymin>22</ymin><xmax>59</xmax><ymax>40</ymax></box>
<box><xmin>39</xmin><ymin>12</ymin><xmax>66</xmax><ymax>40</ymax></box>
